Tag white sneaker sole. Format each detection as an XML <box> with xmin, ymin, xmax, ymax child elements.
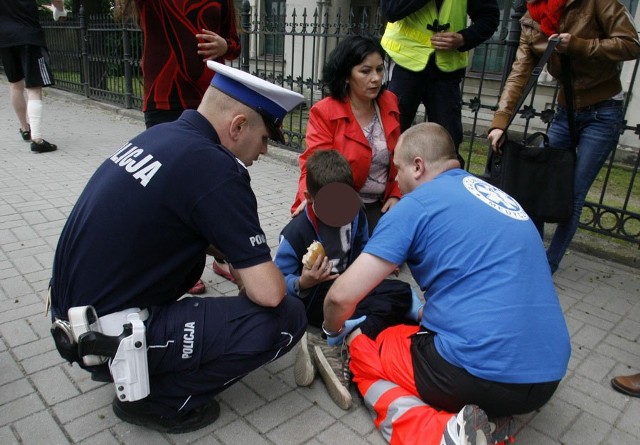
<box><xmin>294</xmin><ymin>332</ymin><xmax>315</xmax><ymax>386</ymax></box>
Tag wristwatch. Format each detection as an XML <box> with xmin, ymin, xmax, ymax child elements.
<box><xmin>322</xmin><ymin>321</ymin><xmax>344</xmax><ymax>338</ymax></box>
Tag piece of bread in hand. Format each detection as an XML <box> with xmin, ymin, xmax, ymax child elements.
<box><xmin>302</xmin><ymin>240</ymin><xmax>325</xmax><ymax>268</ymax></box>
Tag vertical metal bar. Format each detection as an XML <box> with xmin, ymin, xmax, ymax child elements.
<box><xmin>80</xmin><ymin>5</ymin><xmax>90</xmax><ymax>97</ymax></box>
<box><xmin>122</xmin><ymin>21</ymin><xmax>133</xmax><ymax>109</ymax></box>
<box><xmin>500</xmin><ymin>0</ymin><xmax>526</xmax><ymax>90</ymax></box>
<box><xmin>241</xmin><ymin>0</ymin><xmax>251</xmax><ymax>72</ymax></box>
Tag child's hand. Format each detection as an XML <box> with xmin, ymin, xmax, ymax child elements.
<box><xmin>299</xmin><ymin>255</ymin><xmax>338</xmax><ymax>289</ymax></box>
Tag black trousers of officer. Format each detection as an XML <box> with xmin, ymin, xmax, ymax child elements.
<box><xmin>143</xmin><ymin>294</ymin><xmax>306</xmax><ymax>417</ymax></box>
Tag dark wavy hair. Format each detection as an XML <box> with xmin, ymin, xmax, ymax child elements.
<box><xmin>322</xmin><ymin>35</ymin><xmax>386</xmax><ymax>101</ymax></box>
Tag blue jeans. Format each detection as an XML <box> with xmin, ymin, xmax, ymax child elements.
<box><xmin>541</xmin><ymin>100</ymin><xmax>623</xmax><ymax>273</ymax></box>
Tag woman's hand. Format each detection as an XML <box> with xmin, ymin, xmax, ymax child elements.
<box><xmin>549</xmin><ymin>33</ymin><xmax>572</xmax><ymax>54</ymax></box>
<box><xmin>487</xmin><ymin>128</ymin><xmax>506</xmax><ymax>153</ymax></box>
<box><xmin>196</xmin><ymin>29</ymin><xmax>228</xmax><ymax>61</ymax></box>
<box><xmin>299</xmin><ymin>255</ymin><xmax>338</xmax><ymax>290</ymax></box>
<box><xmin>381</xmin><ymin>196</ymin><xmax>399</xmax><ymax>213</ymax></box>
<box><xmin>291</xmin><ymin>199</ymin><xmax>307</xmax><ymax>218</ymax></box>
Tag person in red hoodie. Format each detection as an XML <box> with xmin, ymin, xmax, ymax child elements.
<box><xmin>292</xmin><ymin>35</ymin><xmax>402</xmax><ymax>233</ymax></box>
<box><xmin>115</xmin><ymin>0</ymin><xmax>241</xmax><ymax>292</ymax></box>
<box><xmin>115</xmin><ymin>0</ymin><xmax>240</xmax><ymax>128</ymax></box>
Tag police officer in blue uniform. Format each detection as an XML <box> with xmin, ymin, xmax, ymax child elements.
<box><xmin>48</xmin><ymin>62</ymin><xmax>307</xmax><ymax>433</ymax></box>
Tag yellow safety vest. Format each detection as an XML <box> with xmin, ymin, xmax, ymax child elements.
<box><xmin>381</xmin><ymin>0</ymin><xmax>468</xmax><ymax>72</ymax></box>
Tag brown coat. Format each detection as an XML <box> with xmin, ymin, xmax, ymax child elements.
<box><xmin>491</xmin><ymin>0</ymin><xmax>640</xmax><ymax>131</ymax></box>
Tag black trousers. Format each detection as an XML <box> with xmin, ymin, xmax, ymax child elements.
<box><xmin>144</xmin><ymin>108</ymin><xmax>184</xmax><ymax>129</ymax></box>
<box><xmin>51</xmin><ymin>282</ymin><xmax>306</xmax><ymax>418</ymax></box>
<box><xmin>144</xmin><ymin>294</ymin><xmax>306</xmax><ymax>416</ymax></box>
<box><xmin>364</xmin><ymin>200</ymin><xmax>384</xmax><ymax>236</ymax></box>
<box><xmin>388</xmin><ymin>65</ymin><xmax>463</xmax><ymax>151</ymax></box>
<box><xmin>411</xmin><ymin>330</ymin><xmax>560</xmax><ymax>417</ymax></box>
<box><xmin>306</xmin><ymin>278</ymin><xmax>414</xmax><ymax>339</ymax></box>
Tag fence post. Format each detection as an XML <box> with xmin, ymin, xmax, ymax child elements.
<box><xmin>500</xmin><ymin>0</ymin><xmax>526</xmax><ymax>90</ymax></box>
<box><xmin>240</xmin><ymin>0</ymin><xmax>251</xmax><ymax>72</ymax></box>
<box><xmin>122</xmin><ymin>22</ymin><xmax>133</xmax><ymax>109</ymax></box>
<box><xmin>79</xmin><ymin>5</ymin><xmax>90</xmax><ymax>98</ymax></box>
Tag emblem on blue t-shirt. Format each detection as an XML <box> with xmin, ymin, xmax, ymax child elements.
<box><xmin>462</xmin><ymin>176</ymin><xmax>529</xmax><ymax>221</ymax></box>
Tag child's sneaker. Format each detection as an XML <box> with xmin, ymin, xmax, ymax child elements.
<box><xmin>311</xmin><ymin>342</ymin><xmax>352</xmax><ymax>409</ymax></box>
<box><xmin>441</xmin><ymin>404</ymin><xmax>491</xmax><ymax>445</ymax></box>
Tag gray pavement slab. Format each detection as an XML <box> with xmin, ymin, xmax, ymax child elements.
<box><xmin>1</xmin><ymin>81</ymin><xmax>639</xmax><ymax>444</ymax></box>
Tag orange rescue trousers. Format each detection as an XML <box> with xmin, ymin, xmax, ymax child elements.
<box><xmin>350</xmin><ymin>324</ymin><xmax>512</xmax><ymax>445</ymax></box>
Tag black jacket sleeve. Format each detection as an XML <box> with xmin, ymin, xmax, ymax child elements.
<box><xmin>380</xmin><ymin>0</ymin><xmax>429</xmax><ymax>23</ymax></box>
<box><xmin>458</xmin><ymin>0</ymin><xmax>500</xmax><ymax>52</ymax></box>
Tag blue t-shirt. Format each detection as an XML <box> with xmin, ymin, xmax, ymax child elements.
<box><xmin>51</xmin><ymin>110</ymin><xmax>271</xmax><ymax>316</ymax></box>
<box><xmin>364</xmin><ymin>169</ymin><xmax>571</xmax><ymax>384</ymax></box>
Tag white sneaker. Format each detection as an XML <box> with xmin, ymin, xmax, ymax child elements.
<box><xmin>294</xmin><ymin>332</ymin><xmax>316</xmax><ymax>386</ymax></box>
<box><xmin>441</xmin><ymin>405</ymin><xmax>491</xmax><ymax>445</ymax></box>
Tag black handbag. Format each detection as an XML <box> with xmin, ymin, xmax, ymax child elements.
<box><xmin>486</xmin><ymin>38</ymin><xmax>577</xmax><ymax>224</ymax></box>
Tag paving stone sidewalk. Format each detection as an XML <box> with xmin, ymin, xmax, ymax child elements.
<box><xmin>0</xmin><ymin>82</ymin><xmax>639</xmax><ymax>445</ymax></box>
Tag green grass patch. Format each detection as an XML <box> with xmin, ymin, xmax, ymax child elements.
<box><xmin>53</xmin><ymin>71</ymin><xmax>143</xmax><ymax>95</ymax></box>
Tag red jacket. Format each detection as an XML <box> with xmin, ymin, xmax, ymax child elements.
<box><xmin>292</xmin><ymin>90</ymin><xmax>402</xmax><ymax>213</ymax></box>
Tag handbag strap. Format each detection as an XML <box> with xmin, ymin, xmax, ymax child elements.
<box><xmin>504</xmin><ymin>37</ymin><xmax>577</xmax><ymax>149</ymax></box>
<box><xmin>560</xmin><ymin>55</ymin><xmax>578</xmax><ymax>149</ymax></box>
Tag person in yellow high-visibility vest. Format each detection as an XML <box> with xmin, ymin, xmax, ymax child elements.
<box><xmin>380</xmin><ymin>0</ymin><xmax>499</xmax><ymax>166</ymax></box>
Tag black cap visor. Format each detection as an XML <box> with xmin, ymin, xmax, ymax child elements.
<box><xmin>256</xmin><ymin>106</ymin><xmax>285</xmax><ymax>144</ymax></box>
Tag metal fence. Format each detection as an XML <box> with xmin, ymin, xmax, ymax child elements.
<box><xmin>21</xmin><ymin>2</ymin><xmax>640</xmax><ymax>246</ymax></box>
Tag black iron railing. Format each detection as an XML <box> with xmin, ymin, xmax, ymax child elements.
<box><xmin>4</xmin><ymin>2</ymin><xmax>638</xmax><ymax>246</ymax></box>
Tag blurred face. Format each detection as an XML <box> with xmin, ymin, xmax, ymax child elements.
<box><xmin>347</xmin><ymin>52</ymin><xmax>384</xmax><ymax>103</ymax></box>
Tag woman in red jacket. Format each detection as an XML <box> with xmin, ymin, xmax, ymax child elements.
<box><xmin>292</xmin><ymin>36</ymin><xmax>402</xmax><ymax>232</ymax></box>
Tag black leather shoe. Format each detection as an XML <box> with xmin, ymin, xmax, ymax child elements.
<box><xmin>31</xmin><ymin>139</ymin><xmax>57</xmax><ymax>153</ymax></box>
<box><xmin>112</xmin><ymin>397</ymin><xmax>220</xmax><ymax>434</ymax></box>
<box><xmin>19</xmin><ymin>128</ymin><xmax>31</xmax><ymax>141</ymax></box>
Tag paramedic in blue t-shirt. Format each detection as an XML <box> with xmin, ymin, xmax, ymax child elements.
<box><xmin>322</xmin><ymin>122</ymin><xmax>571</xmax><ymax>444</ymax></box>
<box><xmin>48</xmin><ymin>62</ymin><xmax>307</xmax><ymax>434</ymax></box>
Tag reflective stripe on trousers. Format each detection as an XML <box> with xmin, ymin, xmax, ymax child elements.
<box><xmin>350</xmin><ymin>325</ymin><xmax>453</xmax><ymax>445</ymax></box>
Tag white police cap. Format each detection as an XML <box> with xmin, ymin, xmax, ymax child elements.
<box><xmin>207</xmin><ymin>61</ymin><xmax>305</xmax><ymax>143</ymax></box>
